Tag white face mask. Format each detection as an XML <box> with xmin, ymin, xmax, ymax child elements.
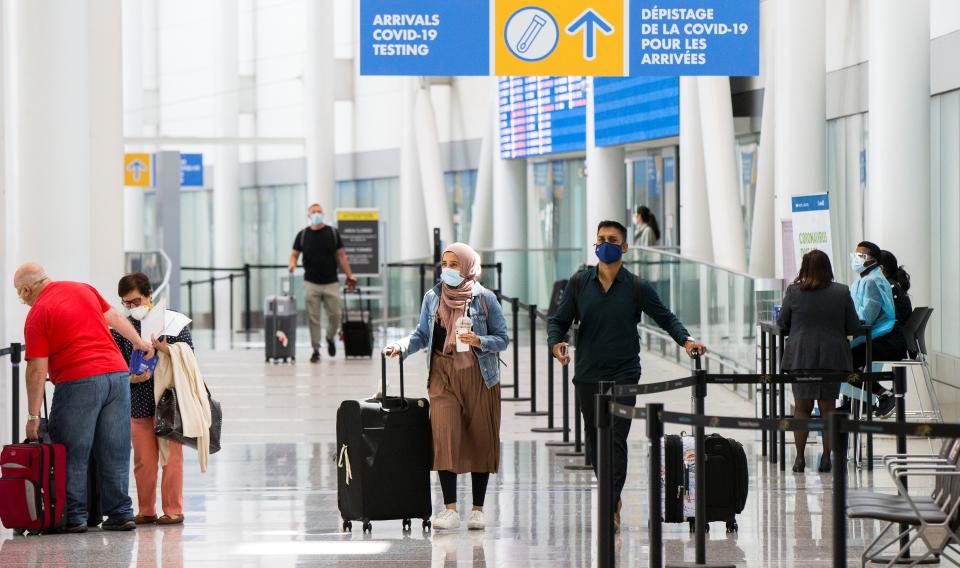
<box><xmin>129</xmin><ymin>306</ymin><xmax>150</xmax><ymax>321</ymax></box>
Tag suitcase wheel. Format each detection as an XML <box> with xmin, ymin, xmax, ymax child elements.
<box><xmin>422</xmin><ymin>519</ymin><xmax>431</xmax><ymax>532</ymax></box>
<box><xmin>342</xmin><ymin>520</ymin><xmax>352</xmax><ymax>532</ymax></box>
<box><xmin>362</xmin><ymin>520</ymin><xmax>372</xmax><ymax>533</ymax></box>
<box><xmin>726</xmin><ymin>520</ymin><xmax>738</xmax><ymax>533</ymax></box>
<box><xmin>402</xmin><ymin>518</ymin><xmax>411</xmax><ymax>532</ymax></box>
<box><xmin>13</xmin><ymin>529</ymin><xmax>25</xmax><ymax>536</ymax></box>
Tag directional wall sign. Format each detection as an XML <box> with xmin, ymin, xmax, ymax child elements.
<box><xmin>630</xmin><ymin>0</ymin><xmax>759</xmax><ymax>76</ymax></box>
<box><xmin>124</xmin><ymin>153</ymin><xmax>152</xmax><ymax>187</ymax></box>
<box><xmin>180</xmin><ymin>153</ymin><xmax>204</xmax><ymax>187</ymax></box>
<box><xmin>495</xmin><ymin>0</ymin><xmax>626</xmax><ymax>76</ymax></box>
<box><xmin>360</xmin><ymin>0</ymin><xmax>489</xmax><ymax>76</ymax></box>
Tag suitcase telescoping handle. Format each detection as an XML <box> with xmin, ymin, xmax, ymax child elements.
<box><xmin>380</xmin><ymin>350</ymin><xmax>406</xmax><ymax>412</ymax></box>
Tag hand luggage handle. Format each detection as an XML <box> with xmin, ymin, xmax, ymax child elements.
<box><xmin>380</xmin><ymin>350</ymin><xmax>407</xmax><ymax>413</ymax></box>
<box><xmin>343</xmin><ymin>287</ymin><xmax>372</xmax><ymax>324</ymax></box>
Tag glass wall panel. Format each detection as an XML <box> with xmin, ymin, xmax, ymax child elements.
<box><xmin>736</xmin><ymin>134</ymin><xmax>759</xmax><ymax>260</ymax></box>
<box><xmin>444</xmin><ymin>170</ymin><xmax>478</xmax><ymax>243</ymax></box>
<box><xmin>627</xmin><ymin>146</ymin><xmax>679</xmax><ymax>248</ymax></box>
<box><xmin>931</xmin><ymin>91</ymin><xmax>960</xmax><ymax>357</ymax></box>
<box><xmin>826</xmin><ymin>114</ymin><xmax>869</xmax><ymax>285</ymax></box>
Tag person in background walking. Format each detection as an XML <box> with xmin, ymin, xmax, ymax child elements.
<box><xmin>777</xmin><ymin>250</ymin><xmax>860</xmax><ymax>473</ymax></box>
<box><xmin>111</xmin><ymin>273</ymin><xmax>194</xmax><ymax>526</ymax></box>
<box><xmin>633</xmin><ymin>205</ymin><xmax>660</xmax><ymax>247</ymax></box>
<box><xmin>16</xmin><ymin>263</ymin><xmax>154</xmax><ymax>533</ymax></box>
<box><xmin>548</xmin><ymin>221</ymin><xmax>706</xmax><ymax>533</ymax></box>
<box><xmin>289</xmin><ymin>203</ymin><xmax>358</xmax><ymax>363</ymax></box>
<box><xmin>385</xmin><ymin>243</ymin><xmax>508</xmax><ymax>532</ymax></box>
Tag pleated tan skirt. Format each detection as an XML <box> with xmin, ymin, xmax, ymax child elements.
<box><xmin>428</xmin><ymin>351</ymin><xmax>501</xmax><ymax>474</ymax></box>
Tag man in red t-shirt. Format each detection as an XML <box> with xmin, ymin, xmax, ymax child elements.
<box><xmin>15</xmin><ymin>263</ymin><xmax>154</xmax><ymax>533</ymax></box>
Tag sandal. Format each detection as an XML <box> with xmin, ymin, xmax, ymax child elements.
<box><xmin>134</xmin><ymin>515</ymin><xmax>158</xmax><ymax>525</ymax></box>
<box><xmin>157</xmin><ymin>515</ymin><xmax>184</xmax><ymax>525</ymax></box>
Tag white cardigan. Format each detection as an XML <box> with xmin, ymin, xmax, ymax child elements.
<box><xmin>153</xmin><ymin>343</ymin><xmax>212</xmax><ymax>472</ymax></box>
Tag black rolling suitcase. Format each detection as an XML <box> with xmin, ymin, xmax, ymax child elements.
<box><xmin>336</xmin><ymin>352</ymin><xmax>432</xmax><ymax>533</ymax></box>
<box><xmin>341</xmin><ymin>288</ymin><xmax>374</xmax><ymax>358</ymax></box>
<box><xmin>662</xmin><ymin>433</ymin><xmax>748</xmax><ymax>533</ymax></box>
<box><xmin>265</xmin><ymin>278</ymin><xmax>297</xmax><ymax>363</ymax></box>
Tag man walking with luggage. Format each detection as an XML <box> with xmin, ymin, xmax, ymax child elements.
<box><xmin>289</xmin><ymin>203</ymin><xmax>358</xmax><ymax>363</ymax></box>
<box><xmin>548</xmin><ymin>221</ymin><xmax>706</xmax><ymax>533</ymax></box>
<box><xmin>16</xmin><ymin>263</ymin><xmax>155</xmax><ymax>533</ymax></box>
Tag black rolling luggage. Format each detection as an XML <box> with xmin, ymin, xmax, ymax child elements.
<box><xmin>662</xmin><ymin>433</ymin><xmax>748</xmax><ymax>533</ymax></box>
<box><xmin>336</xmin><ymin>352</ymin><xmax>432</xmax><ymax>533</ymax></box>
<box><xmin>265</xmin><ymin>278</ymin><xmax>297</xmax><ymax>363</ymax></box>
<box><xmin>341</xmin><ymin>288</ymin><xmax>374</xmax><ymax>359</ymax></box>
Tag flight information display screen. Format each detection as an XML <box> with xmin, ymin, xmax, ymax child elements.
<box><xmin>498</xmin><ymin>76</ymin><xmax>587</xmax><ymax>159</ymax></box>
<box><xmin>593</xmin><ymin>76</ymin><xmax>679</xmax><ymax>147</ymax></box>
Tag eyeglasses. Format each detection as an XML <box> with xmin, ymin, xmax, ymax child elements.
<box><xmin>851</xmin><ymin>252</ymin><xmax>872</xmax><ymax>261</ymax></box>
<box><xmin>121</xmin><ymin>297</ymin><xmax>145</xmax><ymax>308</ymax></box>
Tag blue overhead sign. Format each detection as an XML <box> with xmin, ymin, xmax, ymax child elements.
<box><xmin>630</xmin><ymin>0</ymin><xmax>759</xmax><ymax>76</ymax></box>
<box><xmin>360</xmin><ymin>0</ymin><xmax>489</xmax><ymax>76</ymax></box>
<box><xmin>180</xmin><ymin>154</ymin><xmax>203</xmax><ymax>187</ymax></box>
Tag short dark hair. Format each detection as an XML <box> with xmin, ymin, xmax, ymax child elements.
<box><xmin>857</xmin><ymin>241</ymin><xmax>881</xmax><ymax>261</ymax></box>
<box><xmin>597</xmin><ymin>220</ymin><xmax>628</xmax><ymax>242</ymax></box>
<box><xmin>118</xmin><ymin>272</ymin><xmax>152</xmax><ymax>298</ymax></box>
<box><xmin>794</xmin><ymin>249</ymin><xmax>834</xmax><ymax>291</ymax></box>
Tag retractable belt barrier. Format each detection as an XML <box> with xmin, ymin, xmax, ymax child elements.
<box><xmin>593</xmin><ymin>366</ymin><xmax>942</xmax><ymax>568</ymax></box>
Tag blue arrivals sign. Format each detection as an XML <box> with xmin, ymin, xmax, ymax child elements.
<box><xmin>360</xmin><ymin>0</ymin><xmax>490</xmax><ymax>76</ymax></box>
<box><xmin>180</xmin><ymin>154</ymin><xmax>204</xmax><ymax>187</ymax></box>
<box><xmin>630</xmin><ymin>0</ymin><xmax>759</xmax><ymax>76</ymax></box>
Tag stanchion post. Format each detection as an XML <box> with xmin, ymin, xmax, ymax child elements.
<box><xmin>187</xmin><ymin>281</ymin><xmax>194</xmax><ymax>321</ymax></box>
<box><xmin>777</xmin><ymin>334</ymin><xmax>786</xmax><ymax>472</ymax></box>
<box><xmin>894</xmin><ymin>366</ymin><xmax>909</xmax><ymax>557</ymax></box>
<box><xmin>760</xmin><ymin>327</ymin><xmax>768</xmax><ymax>457</ymax></box>
<box><xmin>243</xmin><ymin>263</ymin><xmax>252</xmax><ymax>332</ymax></box>
<box><xmin>516</xmin><ymin>305</ymin><xmax>546</xmax><ymax>417</ymax></box>
<box><xmin>210</xmin><ymin>278</ymin><xmax>217</xmax><ymax>348</ymax></box>
<box><xmin>502</xmin><ymin>298</ymin><xmax>530</xmax><ymax>402</ymax></box>
<box><xmin>692</xmin><ymin>357</ymin><xmax>707</xmax><ymax>564</ymax></box>
<box><xmin>648</xmin><ymin>403</ymin><xmax>664</xmax><ymax>568</ymax></box>
<box><xmin>418</xmin><ymin>264</ymin><xmax>426</xmax><ymax>301</ymax></box>
<box><xmin>11</xmin><ymin>343</ymin><xmax>22</xmax><ymax>444</ymax></box>
<box><xmin>533</xmin><ymin>342</ymin><xmax>563</xmax><ymax>433</ymax></box>
<box><xmin>865</xmin><ymin>328</ymin><xmax>874</xmax><ymax>470</ymax></box>
<box><xmin>830</xmin><ymin>412</ymin><xmax>848</xmax><ymax>568</ymax></box>
<box><xmin>596</xmin><ymin>382</ymin><xmax>615</xmax><ymax>568</ymax></box>
<box><xmin>769</xmin><ymin>334</ymin><xmax>778</xmax><ymax>464</ymax></box>
<box><xmin>562</xmin><ymin>364</ymin><xmax>570</xmax><ymax>440</ymax></box>
<box><xmin>229</xmin><ymin>274</ymin><xmax>235</xmax><ymax>334</ymax></box>
<box><xmin>496</xmin><ymin>262</ymin><xmax>503</xmax><ymax>297</ymax></box>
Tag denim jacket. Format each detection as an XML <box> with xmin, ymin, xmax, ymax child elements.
<box><xmin>398</xmin><ymin>283</ymin><xmax>509</xmax><ymax>389</ymax></box>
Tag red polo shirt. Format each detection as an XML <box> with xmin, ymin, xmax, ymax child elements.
<box><xmin>24</xmin><ymin>281</ymin><xmax>128</xmax><ymax>384</ymax></box>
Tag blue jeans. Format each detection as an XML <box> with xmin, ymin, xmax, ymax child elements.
<box><xmin>48</xmin><ymin>372</ymin><xmax>134</xmax><ymax>525</ymax></box>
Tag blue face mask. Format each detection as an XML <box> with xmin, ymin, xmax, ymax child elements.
<box><xmin>596</xmin><ymin>242</ymin><xmax>624</xmax><ymax>264</ymax></box>
<box><xmin>310</xmin><ymin>213</ymin><xmax>324</xmax><ymax>225</ymax></box>
<box><xmin>440</xmin><ymin>268</ymin><xmax>464</xmax><ymax>288</ymax></box>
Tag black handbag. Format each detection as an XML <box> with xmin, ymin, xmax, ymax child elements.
<box><xmin>154</xmin><ymin>386</ymin><xmax>222</xmax><ymax>454</ymax></box>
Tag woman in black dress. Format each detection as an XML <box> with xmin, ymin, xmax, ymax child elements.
<box><xmin>777</xmin><ymin>250</ymin><xmax>861</xmax><ymax>473</ymax></box>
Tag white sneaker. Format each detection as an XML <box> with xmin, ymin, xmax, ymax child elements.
<box><xmin>466</xmin><ymin>509</ymin><xmax>485</xmax><ymax>531</ymax></box>
<box><xmin>432</xmin><ymin>509</ymin><xmax>461</xmax><ymax>531</ymax></box>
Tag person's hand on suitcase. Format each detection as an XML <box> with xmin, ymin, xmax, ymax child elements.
<box><xmin>346</xmin><ymin>275</ymin><xmax>358</xmax><ymax>290</ymax></box>
<box><xmin>384</xmin><ymin>344</ymin><xmax>402</xmax><ymax>358</ymax></box>
<box><xmin>25</xmin><ymin>418</ymin><xmax>40</xmax><ymax>442</ymax></box>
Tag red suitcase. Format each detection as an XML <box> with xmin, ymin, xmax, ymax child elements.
<box><xmin>0</xmin><ymin>441</ymin><xmax>66</xmax><ymax>534</ymax></box>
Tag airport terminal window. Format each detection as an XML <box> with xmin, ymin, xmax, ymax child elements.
<box><xmin>444</xmin><ymin>170</ymin><xmax>478</xmax><ymax>243</ymax></box>
<box><xmin>826</xmin><ymin>114</ymin><xmax>869</xmax><ymax>286</ymax></box>
<box><xmin>627</xmin><ymin>147</ymin><xmax>679</xmax><ymax>248</ymax></box>
<box><xmin>931</xmin><ymin>91</ymin><xmax>960</xmax><ymax>357</ymax></box>
<box><xmin>736</xmin><ymin>134</ymin><xmax>759</xmax><ymax>261</ymax></box>
<box><xmin>529</xmin><ymin>158</ymin><xmax>586</xmax><ymax>307</ymax></box>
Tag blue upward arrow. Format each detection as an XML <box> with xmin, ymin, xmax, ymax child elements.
<box><xmin>565</xmin><ymin>9</ymin><xmax>614</xmax><ymax>61</ymax></box>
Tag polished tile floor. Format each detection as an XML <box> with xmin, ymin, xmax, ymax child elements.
<box><xmin>0</xmin><ymin>330</ymin><xmax>941</xmax><ymax>566</ymax></box>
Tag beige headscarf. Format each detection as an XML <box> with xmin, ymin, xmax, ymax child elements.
<box><xmin>437</xmin><ymin>243</ymin><xmax>482</xmax><ymax>370</ymax></box>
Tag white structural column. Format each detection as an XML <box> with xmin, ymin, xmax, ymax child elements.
<box><xmin>0</xmin><ymin>1</ymin><xmax>11</xmax><ymax>445</ymax></box>
<box><xmin>868</xmin><ymin>0</ymin><xmax>931</xmax><ymax>306</ymax></box>
<box><xmin>8</xmin><ymin>0</ymin><xmax>125</xmax><ymax>301</ymax></box>
<box><xmin>697</xmin><ymin>77</ymin><xmax>747</xmax><ymax>272</ymax></box>
<box><xmin>305</xmin><ymin>0</ymin><xmax>336</xmax><ymax>210</ymax></box>
<box><xmin>122</xmin><ymin>0</ymin><xmax>145</xmax><ymax>252</ymax></box>
<box><xmin>679</xmin><ymin>77</ymin><xmax>714</xmax><ymax>263</ymax></box>
<box><xmin>773</xmin><ymin>0</ymin><xmax>825</xmax><ymax>278</ymax></box>
<box><xmin>749</xmin><ymin>63</ymin><xmax>776</xmax><ymax>277</ymax></box>
<box><xmin>414</xmin><ymin>83</ymin><xmax>454</xmax><ymax>245</ymax></box>
<box><xmin>398</xmin><ymin>78</ymin><xmax>430</xmax><ymax>260</ymax></box>
<box><xmin>213</xmin><ymin>0</ymin><xmax>242</xmax><ymax>335</ymax></box>
<box><xmin>492</xmin><ymin>81</ymin><xmax>528</xmax><ymax>298</ymax></box>
<box><xmin>468</xmin><ymin>93</ymin><xmax>495</xmax><ymax>249</ymax></box>
<box><xmin>585</xmin><ymin>78</ymin><xmax>626</xmax><ymax>258</ymax></box>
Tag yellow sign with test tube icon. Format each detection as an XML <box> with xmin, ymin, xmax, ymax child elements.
<box><xmin>494</xmin><ymin>0</ymin><xmax>626</xmax><ymax>76</ymax></box>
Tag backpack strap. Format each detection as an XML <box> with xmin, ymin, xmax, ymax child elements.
<box><xmin>569</xmin><ymin>269</ymin><xmax>586</xmax><ymax>323</ymax></box>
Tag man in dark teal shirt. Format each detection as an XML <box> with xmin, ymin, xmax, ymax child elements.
<box><xmin>548</xmin><ymin>220</ymin><xmax>706</xmax><ymax>533</ymax></box>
